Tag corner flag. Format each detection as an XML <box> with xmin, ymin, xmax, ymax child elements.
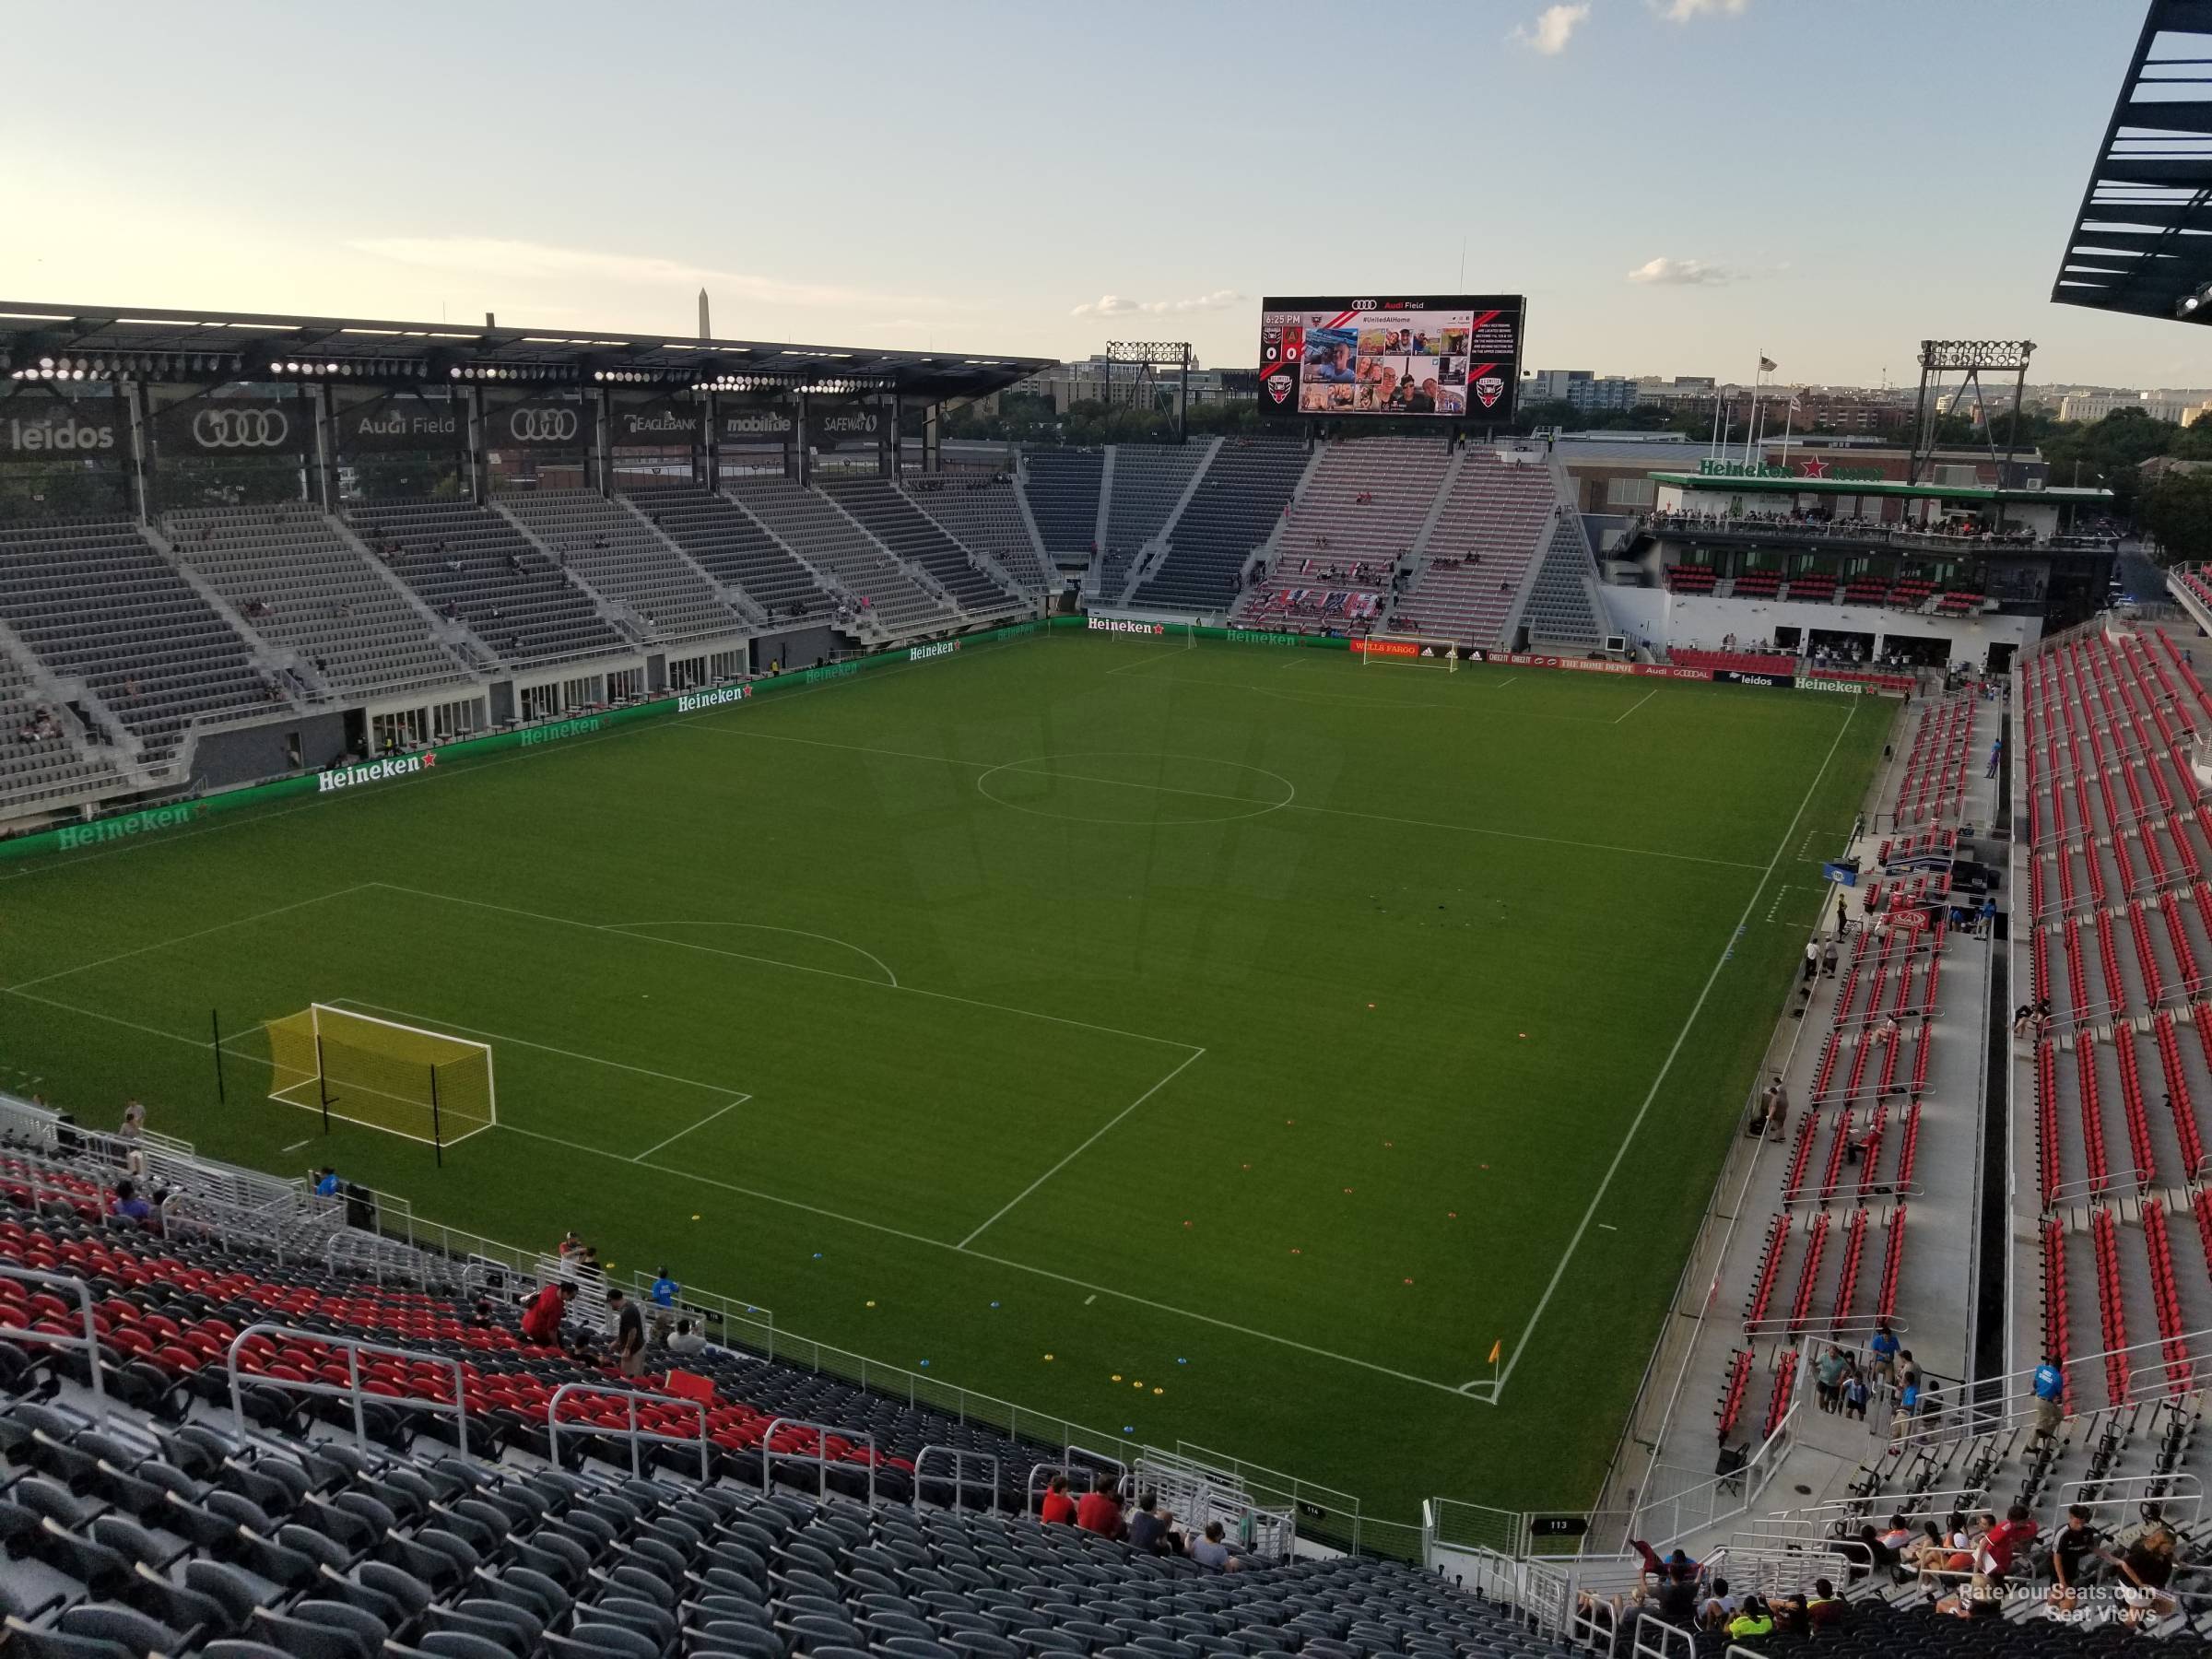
<box><xmin>1488</xmin><ymin>1338</ymin><xmax>1503</xmax><ymax>1365</ymax></box>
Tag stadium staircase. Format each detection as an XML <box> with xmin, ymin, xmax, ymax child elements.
<box><xmin>1384</xmin><ymin>453</ymin><xmax>1579</xmax><ymax>653</ymax></box>
<box><xmin>901</xmin><ymin>477</ymin><xmax>1048</xmax><ymax>594</ymax></box>
<box><xmin>818</xmin><ymin>479</ymin><xmax>1028</xmax><ymax>619</ymax></box>
<box><xmin>1097</xmin><ymin>443</ymin><xmax>1216</xmax><ymax>606</ymax></box>
<box><xmin>724</xmin><ymin>477</ymin><xmax>953</xmax><ymax>640</ymax></box>
<box><xmin>1127</xmin><ymin>440</ymin><xmax>1310</xmax><ymax>617</ymax></box>
<box><xmin>495</xmin><ymin>491</ymin><xmax>752</xmax><ymax>647</ymax></box>
<box><xmin>627</xmin><ymin>488</ymin><xmax>838</xmax><ymax>626</ymax></box>
<box><xmin>1229</xmin><ymin>439</ymin><xmax>1449</xmax><ymax>634</ymax></box>
<box><xmin>344</xmin><ymin>500</ymin><xmax>632</xmax><ymax>671</ymax></box>
<box><xmin>159</xmin><ymin>504</ymin><xmax>476</xmax><ymax>700</ymax></box>
<box><xmin>1015</xmin><ymin>451</ymin><xmax>1103</xmax><ymax>578</ymax></box>
<box><xmin>0</xmin><ymin>516</ymin><xmax>294</xmax><ymax>771</ymax></box>
<box><xmin>0</xmin><ymin>1100</ymin><xmax>1580</xmax><ymax>1659</ymax></box>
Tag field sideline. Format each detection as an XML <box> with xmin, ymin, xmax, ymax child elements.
<box><xmin>0</xmin><ymin>629</ymin><xmax>1892</xmax><ymax>1529</ymax></box>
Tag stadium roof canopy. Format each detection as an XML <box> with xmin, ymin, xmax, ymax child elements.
<box><xmin>0</xmin><ymin>300</ymin><xmax>1053</xmax><ymax>399</ymax></box>
<box><xmin>2053</xmin><ymin>0</ymin><xmax>2212</xmax><ymax>323</ymax></box>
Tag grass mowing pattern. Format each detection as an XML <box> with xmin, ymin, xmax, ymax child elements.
<box><xmin>0</xmin><ymin>630</ymin><xmax>1890</xmax><ymax>1528</ymax></box>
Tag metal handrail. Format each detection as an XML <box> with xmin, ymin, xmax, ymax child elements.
<box><xmin>547</xmin><ymin>1382</ymin><xmax>709</xmax><ymax>1482</ymax></box>
<box><xmin>760</xmin><ymin>1417</ymin><xmax>875</xmax><ymax>1505</ymax></box>
<box><xmin>0</xmin><ymin>1264</ymin><xmax>105</xmax><ymax>1421</ymax></box>
<box><xmin>913</xmin><ymin>1445</ymin><xmax>1000</xmax><ymax>1512</ymax></box>
<box><xmin>224</xmin><ymin>1321</ymin><xmax>467</xmax><ymax>1457</ymax></box>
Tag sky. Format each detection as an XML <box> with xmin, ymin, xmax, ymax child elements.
<box><xmin>0</xmin><ymin>1</ymin><xmax>2192</xmax><ymax>389</ymax></box>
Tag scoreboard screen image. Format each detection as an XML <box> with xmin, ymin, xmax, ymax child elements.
<box><xmin>1258</xmin><ymin>295</ymin><xmax>1524</xmax><ymax>420</ymax></box>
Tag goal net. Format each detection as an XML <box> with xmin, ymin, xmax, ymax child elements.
<box><xmin>1355</xmin><ymin>634</ymin><xmax>1461</xmax><ymax>670</ymax></box>
<box><xmin>265</xmin><ymin>1004</ymin><xmax>496</xmax><ymax>1151</ymax></box>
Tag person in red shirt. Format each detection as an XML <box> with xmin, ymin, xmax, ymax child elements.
<box><xmin>1979</xmin><ymin>1504</ymin><xmax>2039</xmax><ymax>1579</ymax></box>
<box><xmin>520</xmin><ymin>1280</ymin><xmax>571</xmax><ymax>1349</ymax></box>
<box><xmin>1075</xmin><ymin>1474</ymin><xmax>1125</xmax><ymax>1539</ymax></box>
<box><xmin>1039</xmin><ymin>1475</ymin><xmax>1077</xmax><ymax>1524</ymax></box>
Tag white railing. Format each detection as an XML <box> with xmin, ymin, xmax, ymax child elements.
<box><xmin>759</xmin><ymin>1417</ymin><xmax>877</xmax><ymax>1505</ymax></box>
<box><xmin>1631</xmin><ymin>1398</ymin><xmax>1806</xmax><ymax>1547</ymax></box>
<box><xmin>0</xmin><ymin>1264</ymin><xmax>105</xmax><ymax>1420</ymax></box>
<box><xmin>225</xmin><ymin>1322</ymin><xmax>467</xmax><ymax>1457</ymax></box>
<box><xmin>912</xmin><ymin>1446</ymin><xmax>1000</xmax><ymax>1512</ymax></box>
<box><xmin>547</xmin><ymin>1382</ymin><xmax>709</xmax><ymax>1483</ymax></box>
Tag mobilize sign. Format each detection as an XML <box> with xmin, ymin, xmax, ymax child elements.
<box><xmin>677</xmin><ymin>685</ymin><xmax>752</xmax><ymax>712</ymax></box>
<box><xmin>909</xmin><ymin>641</ymin><xmax>961</xmax><ymax>662</ymax></box>
<box><xmin>55</xmin><ymin>800</ymin><xmax>208</xmax><ymax>852</ymax></box>
<box><xmin>1088</xmin><ymin>616</ymin><xmax>1166</xmax><ymax>636</ymax></box>
<box><xmin>318</xmin><ymin>752</ymin><xmax>436</xmax><ymax>793</ymax></box>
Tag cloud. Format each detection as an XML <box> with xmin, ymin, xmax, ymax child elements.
<box><xmin>348</xmin><ymin>235</ymin><xmax>963</xmax><ymax>312</ymax></box>
<box><xmin>1653</xmin><ymin>0</ymin><xmax>1749</xmax><ymax>19</ymax></box>
<box><xmin>1070</xmin><ymin>289</ymin><xmax>1244</xmax><ymax>319</ymax></box>
<box><xmin>1511</xmin><ymin>4</ymin><xmax>1589</xmax><ymax>53</ymax></box>
<box><xmin>1627</xmin><ymin>256</ymin><xmax>1737</xmax><ymax>287</ymax></box>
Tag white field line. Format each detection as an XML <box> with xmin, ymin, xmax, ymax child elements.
<box><xmin>672</xmin><ymin>724</ymin><xmax>1765</xmax><ymax>871</ymax></box>
<box><xmin>3</xmin><ymin>885</ymin><xmax>376</xmax><ymax>994</ymax></box>
<box><xmin>1106</xmin><ymin>648</ymin><xmax>1188</xmax><ymax>677</ymax></box>
<box><xmin>1473</xmin><ymin>696</ymin><xmax>1862</xmax><ymax>1400</ymax></box>
<box><xmin>631</xmin><ymin>1098</ymin><xmax>750</xmax><ymax>1161</ymax></box>
<box><xmin>362</xmin><ymin>884</ymin><xmax>1204</xmax><ymax>1053</ymax></box>
<box><xmin>1614</xmin><ymin>688</ymin><xmax>1659</xmax><ymax>724</ymax></box>
<box><xmin>601</xmin><ymin>921</ymin><xmax>899</xmax><ymax>987</ymax></box>
<box><xmin>958</xmin><ymin>1046</ymin><xmax>1208</xmax><ymax>1249</ymax></box>
<box><xmin>22</xmin><ymin>947</ymin><xmax>1476</xmax><ymax>1400</ymax></box>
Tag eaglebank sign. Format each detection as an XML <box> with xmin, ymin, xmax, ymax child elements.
<box><xmin>1088</xmin><ymin>616</ymin><xmax>1166</xmax><ymax>636</ymax></box>
<box><xmin>519</xmin><ymin>715</ymin><xmax>603</xmax><ymax>747</ymax></box>
<box><xmin>909</xmin><ymin>640</ymin><xmax>961</xmax><ymax>663</ymax></box>
<box><xmin>677</xmin><ymin>685</ymin><xmax>752</xmax><ymax>713</ymax></box>
<box><xmin>55</xmin><ymin>801</ymin><xmax>208</xmax><ymax>852</ymax></box>
<box><xmin>318</xmin><ymin>753</ymin><xmax>436</xmax><ymax>793</ymax></box>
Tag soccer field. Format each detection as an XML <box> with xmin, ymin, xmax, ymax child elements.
<box><xmin>0</xmin><ymin>628</ymin><xmax>1890</xmax><ymax>1531</ymax></box>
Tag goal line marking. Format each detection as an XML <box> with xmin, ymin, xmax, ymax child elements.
<box><xmin>958</xmin><ymin>1046</ymin><xmax>1207</xmax><ymax>1249</ymax></box>
<box><xmin>1474</xmin><ymin>697</ymin><xmax>1862</xmax><ymax>1402</ymax></box>
<box><xmin>328</xmin><ymin>998</ymin><xmax>754</xmax><ymax>1099</ymax></box>
<box><xmin>1613</xmin><ymin>688</ymin><xmax>1659</xmax><ymax>724</ymax></box>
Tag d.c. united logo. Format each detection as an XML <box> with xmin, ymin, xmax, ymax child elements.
<box><xmin>1265</xmin><ymin>372</ymin><xmax>1294</xmax><ymax>405</ymax></box>
<box><xmin>1475</xmin><ymin>375</ymin><xmax>1504</xmax><ymax>409</ymax></box>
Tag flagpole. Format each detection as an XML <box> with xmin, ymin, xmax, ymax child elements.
<box><xmin>1781</xmin><ymin>396</ymin><xmax>1795</xmax><ymax>468</ymax></box>
<box><xmin>1743</xmin><ymin>355</ymin><xmax>1763</xmax><ymax>465</ymax></box>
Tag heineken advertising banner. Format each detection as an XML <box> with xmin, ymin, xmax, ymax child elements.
<box><xmin>0</xmin><ymin>388</ymin><xmax>123</xmax><ymax>458</ymax></box>
<box><xmin>337</xmin><ymin>393</ymin><xmax>463</xmax><ymax>453</ymax></box>
<box><xmin>152</xmin><ymin>395</ymin><xmax>311</xmax><ymax>457</ymax></box>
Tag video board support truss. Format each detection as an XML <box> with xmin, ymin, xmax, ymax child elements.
<box><xmin>1105</xmin><ymin>341</ymin><xmax>1193</xmax><ymax>443</ymax></box>
<box><xmin>1908</xmin><ymin>338</ymin><xmax>2036</xmax><ymax>535</ymax></box>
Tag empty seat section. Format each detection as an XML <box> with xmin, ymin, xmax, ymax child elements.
<box><xmin>818</xmin><ymin>479</ymin><xmax>1021</xmax><ymax>616</ymax></box>
<box><xmin>724</xmin><ymin>477</ymin><xmax>948</xmax><ymax>634</ymax></box>
<box><xmin>1100</xmin><ymin>444</ymin><xmax>1208</xmax><ymax>594</ymax></box>
<box><xmin>1233</xmin><ymin>438</ymin><xmax>1445</xmax><ymax>628</ymax></box>
<box><xmin>1390</xmin><ymin>453</ymin><xmax>1561</xmax><ymax>647</ymax></box>
<box><xmin>164</xmin><ymin>503</ymin><xmax>469</xmax><ymax>696</ymax></box>
<box><xmin>0</xmin><ymin>643</ymin><xmax>124</xmax><ymax>812</ymax></box>
<box><xmin>0</xmin><ymin>515</ymin><xmax>279</xmax><ymax>763</ymax></box>
<box><xmin>344</xmin><ymin>500</ymin><xmax>627</xmax><ymax>668</ymax></box>
<box><xmin>904</xmin><ymin>476</ymin><xmax>1046</xmax><ymax>589</ymax></box>
<box><xmin>1131</xmin><ymin>441</ymin><xmax>1306</xmax><ymax>613</ymax></box>
<box><xmin>1018</xmin><ymin>450</ymin><xmax>1102</xmax><ymax>562</ymax></box>
<box><xmin>499</xmin><ymin>489</ymin><xmax>745</xmax><ymax>643</ymax></box>
<box><xmin>629</xmin><ymin>485</ymin><xmax>831</xmax><ymax>620</ymax></box>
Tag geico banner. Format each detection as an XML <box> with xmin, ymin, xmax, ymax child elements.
<box><xmin>611</xmin><ymin>402</ymin><xmax>701</xmax><ymax>447</ymax></box>
<box><xmin>488</xmin><ymin>401</ymin><xmax>590</xmax><ymax>448</ymax></box>
<box><xmin>0</xmin><ymin>393</ymin><xmax>123</xmax><ymax>458</ymax></box>
<box><xmin>337</xmin><ymin>395</ymin><xmax>463</xmax><ymax>453</ymax></box>
<box><xmin>155</xmin><ymin>397</ymin><xmax>308</xmax><ymax>456</ymax></box>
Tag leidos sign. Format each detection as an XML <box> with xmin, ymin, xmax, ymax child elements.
<box><xmin>318</xmin><ymin>752</ymin><xmax>437</xmax><ymax>793</ymax></box>
<box><xmin>4</xmin><ymin>414</ymin><xmax>119</xmax><ymax>453</ymax></box>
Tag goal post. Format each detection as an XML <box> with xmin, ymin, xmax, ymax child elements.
<box><xmin>265</xmin><ymin>1004</ymin><xmax>495</xmax><ymax>1159</ymax></box>
<box><xmin>1355</xmin><ymin>633</ymin><xmax>1462</xmax><ymax>670</ymax></box>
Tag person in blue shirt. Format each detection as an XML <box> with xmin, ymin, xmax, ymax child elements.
<box><xmin>2032</xmin><ymin>1356</ymin><xmax>2065</xmax><ymax>1440</ymax></box>
<box><xmin>1867</xmin><ymin>1323</ymin><xmax>1900</xmax><ymax>1385</ymax></box>
<box><xmin>649</xmin><ymin>1267</ymin><xmax>680</xmax><ymax>1346</ymax></box>
<box><xmin>314</xmin><ymin>1167</ymin><xmax>340</xmax><ymax>1199</ymax></box>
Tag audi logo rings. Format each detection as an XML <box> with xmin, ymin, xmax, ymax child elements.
<box><xmin>191</xmin><ymin>407</ymin><xmax>291</xmax><ymax>449</ymax></box>
<box><xmin>508</xmin><ymin>407</ymin><xmax>580</xmax><ymax>442</ymax></box>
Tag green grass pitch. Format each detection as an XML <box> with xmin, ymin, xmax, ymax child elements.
<box><xmin>0</xmin><ymin>629</ymin><xmax>1890</xmax><ymax>1533</ymax></box>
